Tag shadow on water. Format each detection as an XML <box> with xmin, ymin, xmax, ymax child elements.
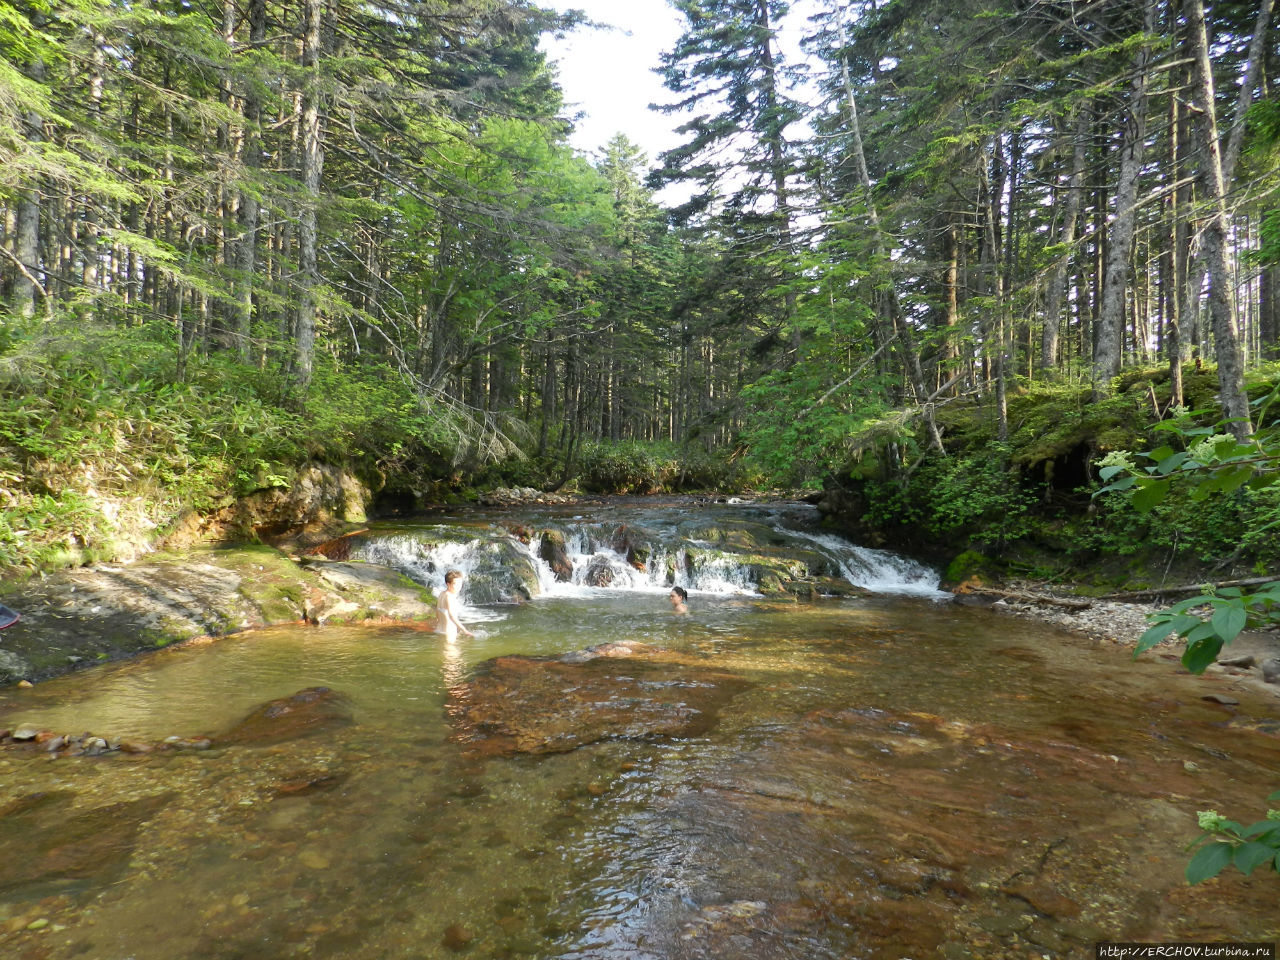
<box><xmin>0</xmin><ymin>504</ymin><xmax>1278</xmax><ymax>959</ymax></box>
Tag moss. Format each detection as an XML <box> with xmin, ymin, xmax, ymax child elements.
<box><xmin>396</xmin><ymin>572</ymin><xmax>434</xmax><ymax>606</ymax></box>
<box><xmin>943</xmin><ymin>550</ymin><xmax>995</xmax><ymax>586</ymax></box>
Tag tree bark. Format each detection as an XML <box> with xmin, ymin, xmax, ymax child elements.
<box><xmin>292</xmin><ymin>0</ymin><xmax>325</xmax><ymax>394</ymax></box>
<box><xmin>1186</xmin><ymin>0</ymin><xmax>1256</xmax><ymax>439</ymax></box>
<box><xmin>1094</xmin><ymin>0</ymin><xmax>1154</xmax><ymax>391</ymax></box>
<box><xmin>10</xmin><ymin>59</ymin><xmax>45</xmax><ymax>318</ymax></box>
<box><xmin>1041</xmin><ymin>108</ymin><xmax>1088</xmax><ymax>375</ymax></box>
<box><xmin>232</xmin><ymin>0</ymin><xmax>267</xmax><ymax>362</ymax></box>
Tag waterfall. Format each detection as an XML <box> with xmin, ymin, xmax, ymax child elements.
<box><xmin>779</xmin><ymin>527</ymin><xmax>947</xmax><ymax>597</ymax></box>
<box><xmin>339</xmin><ymin>510</ymin><xmax>945</xmax><ymax>602</ymax></box>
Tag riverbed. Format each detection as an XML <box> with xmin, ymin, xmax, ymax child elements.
<box><xmin>1</xmin><ymin>502</ymin><xmax>1277</xmax><ymax>959</ymax></box>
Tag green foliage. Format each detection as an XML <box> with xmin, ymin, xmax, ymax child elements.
<box><xmin>917</xmin><ymin>445</ymin><xmax>1038</xmax><ymax>547</ymax></box>
<box><xmin>1095</xmin><ymin>387</ymin><xmax>1280</xmax><ymax>669</ymax></box>
<box><xmin>1186</xmin><ymin>797</ymin><xmax>1280</xmax><ymax>884</ymax></box>
<box><xmin>853</xmin><ymin>443</ymin><xmax>1039</xmax><ymax>551</ymax></box>
<box><xmin>577</xmin><ymin>442</ymin><xmax>751</xmax><ymax>495</ymax></box>
<box><xmin>0</xmin><ymin>320</ymin><xmax>460</xmax><ymax>573</ymax></box>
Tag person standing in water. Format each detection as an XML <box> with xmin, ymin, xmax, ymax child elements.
<box><xmin>436</xmin><ymin>570</ymin><xmax>474</xmax><ymax>640</ymax></box>
<box><xmin>668</xmin><ymin>586</ymin><xmax>688</xmax><ymax>614</ymax></box>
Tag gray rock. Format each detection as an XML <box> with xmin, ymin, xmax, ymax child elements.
<box><xmin>0</xmin><ymin>649</ymin><xmax>31</xmax><ymax>685</ymax></box>
<box><xmin>1217</xmin><ymin>654</ymin><xmax>1256</xmax><ymax>668</ymax></box>
<box><xmin>12</xmin><ymin>725</ymin><xmax>40</xmax><ymax>741</ymax></box>
<box><xmin>1261</xmin><ymin>657</ymin><xmax>1280</xmax><ymax>684</ymax></box>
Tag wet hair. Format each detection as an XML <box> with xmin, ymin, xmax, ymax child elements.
<box><xmin>444</xmin><ymin>569</ymin><xmax>463</xmax><ymax>586</ymax></box>
<box><xmin>671</xmin><ymin>586</ymin><xmax>688</xmax><ymax>602</ymax></box>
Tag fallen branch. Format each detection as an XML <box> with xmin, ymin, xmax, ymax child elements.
<box><xmin>1102</xmin><ymin>576</ymin><xmax>1279</xmax><ymax>602</ymax></box>
<box><xmin>957</xmin><ymin>586</ymin><xmax>1093</xmax><ymax>609</ymax></box>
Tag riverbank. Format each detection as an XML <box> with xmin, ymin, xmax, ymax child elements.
<box><xmin>961</xmin><ymin>580</ymin><xmax>1280</xmax><ymax>699</ymax></box>
<box><xmin>3</xmin><ymin>494</ymin><xmax>1279</xmax><ymax>699</ymax></box>
<box><xmin>0</xmin><ymin>542</ymin><xmax>434</xmax><ymax>686</ymax></box>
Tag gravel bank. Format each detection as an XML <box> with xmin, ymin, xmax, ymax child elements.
<box><xmin>975</xmin><ymin>582</ymin><xmax>1280</xmax><ymax>698</ymax></box>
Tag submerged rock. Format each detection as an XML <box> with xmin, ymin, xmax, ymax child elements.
<box><xmin>219</xmin><ymin>687</ymin><xmax>353</xmax><ymax>747</ymax></box>
<box><xmin>0</xmin><ymin>790</ymin><xmax>174</xmax><ymax>895</ymax></box>
<box><xmin>448</xmin><ymin>644</ymin><xmax>750</xmax><ymax>758</ymax></box>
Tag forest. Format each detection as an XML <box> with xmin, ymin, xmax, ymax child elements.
<box><xmin>2</xmin><ymin>0</ymin><xmax>1280</xmax><ymax>576</ymax></box>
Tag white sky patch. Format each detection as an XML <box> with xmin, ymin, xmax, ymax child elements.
<box><xmin>543</xmin><ymin>0</ymin><xmax>686</xmax><ymax>165</ymax></box>
<box><xmin>542</xmin><ymin>0</ymin><xmax>826</xmax><ymax>209</ymax></box>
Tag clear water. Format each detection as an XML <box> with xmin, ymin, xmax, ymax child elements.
<box><xmin>1</xmin><ymin>506</ymin><xmax>1277</xmax><ymax>959</ymax></box>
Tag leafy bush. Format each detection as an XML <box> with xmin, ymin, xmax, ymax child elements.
<box><xmin>0</xmin><ymin>319</ymin><xmax>460</xmax><ymax>573</ymax></box>
<box><xmin>577</xmin><ymin>441</ymin><xmax>746</xmax><ymax>494</ymax></box>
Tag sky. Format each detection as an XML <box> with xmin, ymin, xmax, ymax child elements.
<box><xmin>541</xmin><ymin>0</ymin><xmax>687</xmax><ymax>167</ymax></box>
<box><xmin>541</xmin><ymin>0</ymin><xmax>825</xmax><ymax>204</ymax></box>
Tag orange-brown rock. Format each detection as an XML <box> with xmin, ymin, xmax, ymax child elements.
<box><xmin>219</xmin><ymin>687</ymin><xmax>353</xmax><ymax>747</ymax></box>
<box><xmin>448</xmin><ymin>644</ymin><xmax>750</xmax><ymax>758</ymax></box>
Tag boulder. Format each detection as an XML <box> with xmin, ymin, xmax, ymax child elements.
<box><xmin>539</xmin><ymin>530</ymin><xmax>574</xmax><ymax>582</ymax></box>
<box><xmin>0</xmin><ymin>791</ymin><xmax>174</xmax><ymax>894</ymax></box>
<box><xmin>582</xmin><ymin>555</ymin><xmax>616</xmax><ymax>587</ymax></box>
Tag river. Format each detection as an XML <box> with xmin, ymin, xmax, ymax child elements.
<box><xmin>0</xmin><ymin>500</ymin><xmax>1276</xmax><ymax>959</ymax></box>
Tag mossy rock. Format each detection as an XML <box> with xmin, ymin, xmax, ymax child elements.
<box><xmin>942</xmin><ymin>550</ymin><xmax>996</xmax><ymax>587</ymax></box>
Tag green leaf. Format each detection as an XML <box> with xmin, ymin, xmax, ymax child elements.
<box><xmin>1233</xmin><ymin>842</ymin><xmax>1277</xmax><ymax>876</ymax></box>
<box><xmin>1134</xmin><ymin>622</ymin><xmax>1173</xmax><ymax>655</ymax></box>
<box><xmin>1131</xmin><ymin>479</ymin><xmax>1170</xmax><ymax>513</ymax></box>
<box><xmin>1182</xmin><ymin>635</ymin><xmax>1223</xmax><ymax>674</ymax></box>
<box><xmin>1210</xmin><ymin>603</ymin><xmax>1248</xmax><ymax>643</ymax></box>
<box><xmin>1153</xmin><ymin>451</ymin><xmax>1189</xmax><ymax>475</ymax></box>
<box><xmin>1184</xmin><ymin>621</ymin><xmax>1218</xmax><ymax>644</ymax></box>
<box><xmin>1096</xmin><ymin>476</ymin><xmax>1136</xmax><ymax>496</ymax></box>
<box><xmin>1186</xmin><ymin>841</ymin><xmax>1235</xmax><ymax>884</ymax></box>
<box><xmin>1242</xmin><ymin>821</ymin><xmax>1280</xmax><ymax>842</ymax></box>
<box><xmin>1099</xmin><ymin>464</ymin><xmax>1128</xmax><ymax>481</ymax></box>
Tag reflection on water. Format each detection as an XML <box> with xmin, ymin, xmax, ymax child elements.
<box><xmin>1</xmin><ymin>583</ymin><xmax>1279</xmax><ymax>958</ymax></box>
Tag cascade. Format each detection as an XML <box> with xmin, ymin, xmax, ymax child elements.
<box><xmin>342</xmin><ymin>509</ymin><xmax>945</xmax><ymax>602</ymax></box>
<box><xmin>777</xmin><ymin>527</ymin><xmax>947</xmax><ymax>597</ymax></box>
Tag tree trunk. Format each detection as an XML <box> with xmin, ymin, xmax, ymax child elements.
<box><xmin>1186</xmin><ymin>0</ymin><xmax>1256</xmax><ymax>438</ymax></box>
<box><xmin>10</xmin><ymin>59</ymin><xmax>45</xmax><ymax>318</ymax></box>
<box><xmin>292</xmin><ymin>0</ymin><xmax>325</xmax><ymax>394</ymax></box>
<box><xmin>232</xmin><ymin>0</ymin><xmax>267</xmax><ymax>362</ymax></box>
<box><xmin>840</xmin><ymin>35</ymin><xmax>944</xmax><ymax>452</ymax></box>
<box><xmin>1042</xmin><ymin>107</ymin><xmax>1089</xmax><ymax>375</ymax></box>
<box><xmin>1094</xmin><ymin>0</ymin><xmax>1154</xmax><ymax>391</ymax></box>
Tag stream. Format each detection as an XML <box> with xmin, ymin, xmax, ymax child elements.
<box><xmin>0</xmin><ymin>500</ymin><xmax>1277</xmax><ymax>959</ymax></box>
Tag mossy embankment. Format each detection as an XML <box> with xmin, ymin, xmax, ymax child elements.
<box><xmin>817</xmin><ymin>363</ymin><xmax>1280</xmax><ymax>593</ymax></box>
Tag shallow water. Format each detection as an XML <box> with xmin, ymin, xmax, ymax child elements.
<box><xmin>1</xmin><ymin>508</ymin><xmax>1278</xmax><ymax>959</ymax></box>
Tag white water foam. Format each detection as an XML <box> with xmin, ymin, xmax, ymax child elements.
<box><xmin>352</xmin><ymin>520</ymin><xmax>944</xmax><ymax>604</ymax></box>
<box><xmin>780</xmin><ymin>527</ymin><xmax>948</xmax><ymax>598</ymax></box>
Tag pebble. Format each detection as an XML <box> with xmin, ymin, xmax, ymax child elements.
<box><xmin>442</xmin><ymin>923</ymin><xmax>475</xmax><ymax>951</ymax></box>
<box><xmin>27</xmin><ymin>918</ymin><xmax>49</xmax><ymax>931</ymax></box>
<box><xmin>299</xmin><ymin>850</ymin><xmax>330</xmax><ymax>870</ymax></box>
<box><xmin>12</xmin><ymin>726</ymin><xmax>39</xmax><ymax>741</ymax></box>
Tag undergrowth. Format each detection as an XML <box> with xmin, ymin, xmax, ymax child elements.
<box><xmin>0</xmin><ymin>318</ymin><xmax>454</xmax><ymax>572</ymax></box>
<box><xmin>826</xmin><ymin>364</ymin><xmax>1280</xmax><ymax>585</ymax></box>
